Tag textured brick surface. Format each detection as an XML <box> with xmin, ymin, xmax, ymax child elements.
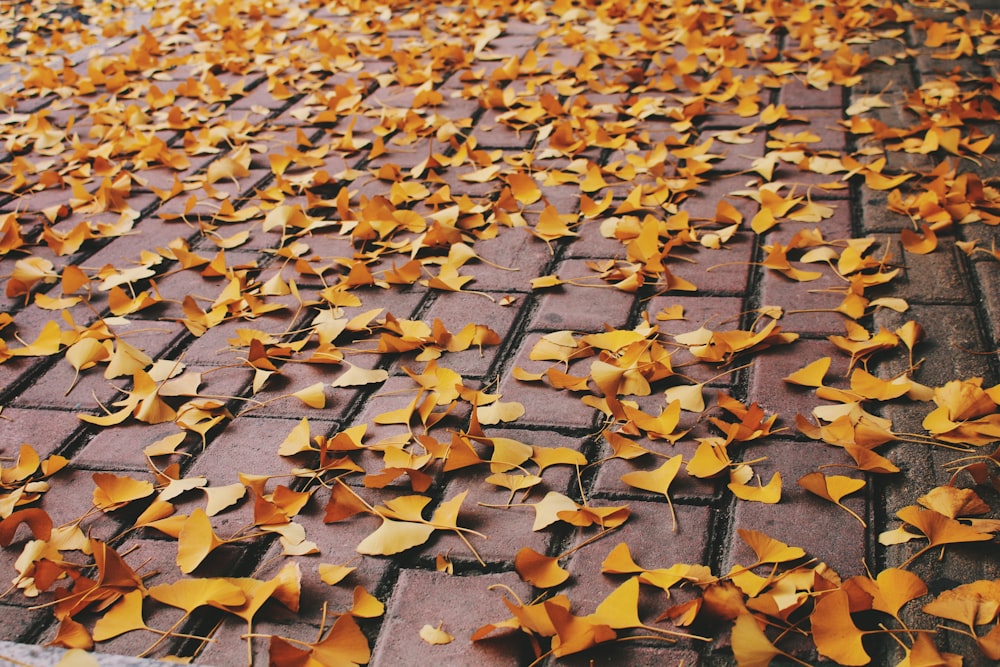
<box><xmin>0</xmin><ymin>407</ymin><xmax>83</xmax><ymax>460</ymax></box>
<box><xmin>530</xmin><ymin>263</ymin><xmax>636</xmax><ymax>332</ymax></box>
<box><xmin>370</xmin><ymin>570</ymin><xmax>535</xmax><ymax>667</ymax></box>
<box><xmin>0</xmin><ymin>1</ymin><xmax>999</xmax><ymax>666</ymax></box>
<box><xmin>724</xmin><ymin>440</ymin><xmax>868</xmax><ymax>579</ymax></box>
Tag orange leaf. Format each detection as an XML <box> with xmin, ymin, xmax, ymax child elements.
<box><xmin>893</xmin><ymin>505</ymin><xmax>993</xmax><ymax>566</ymax></box>
<box><xmin>811</xmin><ymin>589</ymin><xmax>870</xmax><ymax>665</ymax></box>
<box><xmin>547</xmin><ymin>601</ymin><xmax>616</xmax><ymax>657</ymax></box>
<box><xmin>92</xmin><ymin>472</ymin><xmax>154</xmax><ymax>511</ymax></box>
<box><xmin>797</xmin><ymin>472</ymin><xmax>866</xmax><ymax>526</ymax></box>
<box><xmin>514</xmin><ymin>547</ymin><xmax>569</xmax><ymax>588</ymax></box>
<box><xmin>148</xmin><ymin>576</ymin><xmax>247</xmax><ymax>614</ymax></box>
<box><xmin>922</xmin><ymin>580</ymin><xmax>1000</xmax><ymax>627</ymax></box>
<box><xmin>738</xmin><ymin>529</ymin><xmax>805</xmax><ymax>565</ymax></box>
<box><xmin>728</xmin><ymin>472</ymin><xmax>782</xmax><ymax>504</ymax></box>
<box><xmin>731</xmin><ymin>612</ymin><xmax>783</xmax><ymax>667</ymax></box>
<box><xmin>92</xmin><ymin>589</ymin><xmax>152</xmax><ymax>641</ymax></box>
<box><xmin>589</xmin><ymin>577</ymin><xmax>643</xmax><ymax>630</ymax></box>
<box><xmin>176</xmin><ymin>508</ymin><xmax>225</xmax><ymax>574</ymax></box>
<box><xmin>620</xmin><ymin>454</ymin><xmax>683</xmax><ymax>530</ymax></box>
<box><xmin>783</xmin><ymin>357</ymin><xmax>831</xmax><ymax>387</ymax></box>
<box><xmin>901</xmin><ymin>224</ymin><xmax>938</xmax><ymax>255</ymax></box>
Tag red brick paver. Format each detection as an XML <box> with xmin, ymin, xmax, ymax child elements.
<box><xmin>1</xmin><ymin>0</ymin><xmax>999</xmax><ymax>665</ymax></box>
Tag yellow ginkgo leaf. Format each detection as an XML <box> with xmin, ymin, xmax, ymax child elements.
<box><xmin>331</xmin><ymin>365</ymin><xmax>389</xmax><ymax>388</ymax></box>
<box><xmin>514</xmin><ymin>547</ymin><xmax>570</xmax><ymax>588</ymax></box>
<box><xmin>798</xmin><ymin>472</ymin><xmax>867</xmax><ymax>526</ymax></box>
<box><xmin>318</xmin><ymin>564</ymin><xmax>357</xmax><ymax>586</ymax></box>
<box><xmin>621</xmin><ymin>455</ymin><xmax>683</xmax><ymax>531</ymax></box>
<box><xmin>291</xmin><ymin>382</ymin><xmax>327</xmax><ymax>408</ymax></box>
<box><xmin>783</xmin><ymin>357</ymin><xmax>831</xmax><ymax>388</ymax></box>
<box><xmin>176</xmin><ymin>508</ymin><xmax>226</xmax><ymax>574</ymax></box>
<box><xmin>663</xmin><ymin>383</ymin><xmax>706</xmax><ymax>412</ymax></box>
<box><xmin>728</xmin><ymin>472</ymin><xmax>782</xmax><ymax>505</ymax></box>
<box><xmin>92</xmin><ymin>472</ymin><xmax>154</xmax><ymax>511</ymax></box>
<box><xmin>811</xmin><ymin>589</ymin><xmax>870</xmax><ymax>666</ymax></box>
<box><xmin>476</xmin><ymin>400</ymin><xmax>525</xmax><ymax>425</ymax></box>
<box><xmin>738</xmin><ymin>528</ymin><xmax>805</xmax><ymax>565</ymax></box>
<box><xmin>419</xmin><ymin>623</ymin><xmax>454</xmax><ymax>645</ymax></box>
<box><xmin>356</xmin><ymin>518</ymin><xmax>435</xmax><ymax>556</ymax></box>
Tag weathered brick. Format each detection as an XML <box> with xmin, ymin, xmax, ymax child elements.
<box><xmin>530</xmin><ymin>262</ymin><xmax>636</xmax><ymax>332</ymax></box>
<box><xmin>703</xmin><ymin>129</ymin><xmax>766</xmax><ymax>173</ymax></box>
<box><xmin>778</xmin><ymin>81</ymin><xmax>844</xmax><ymax>109</ymax></box>
<box><xmin>746</xmin><ymin>338</ymin><xmax>852</xmax><ymax>422</ymax></box>
<box><xmin>669</xmin><ymin>232</ymin><xmax>754</xmax><ymax>297</ymax></box>
<box><xmin>0</xmin><ymin>407</ymin><xmax>83</xmax><ymax>459</ymax></box>
<box><xmin>370</xmin><ymin>569</ymin><xmax>535</xmax><ymax>667</ymax></box>
<box><xmin>73</xmin><ymin>419</ymin><xmax>182</xmax><ymax>471</ymax></box>
<box><xmin>873</xmin><ymin>304</ymin><xmax>996</xmax><ymax>387</ymax></box>
<box><xmin>758</xmin><ymin>261</ymin><xmax>850</xmax><ymax>337</ymax></box>
<box><xmin>724</xmin><ymin>440</ymin><xmax>867</xmax><ymax>579</ymax></box>
<box><xmin>563</xmin><ymin>502</ymin><xmax>713</xmax><ymax>619</ymax></box>
<box><xmin>467</xmin><ymin>225</ymin><xmax>558</xmax><ymax>293</ymax></box>
<box><xmin>869</xmin><ymin>240</ymin><xmax>973</xmax><ymax>305</ymax></box>
<box><xmin>496</xmin><ymin>334</ymin><xmax>600</xmax><ymax>431</ymax></box>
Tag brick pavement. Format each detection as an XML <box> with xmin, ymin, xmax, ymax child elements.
<box><xmin>0</xmin><ymin>0</ymin><xmax>999</xmax><ymax>665</ymax></box>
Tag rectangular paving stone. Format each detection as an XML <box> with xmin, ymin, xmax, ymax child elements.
<box><xmin>530</xmin><ymin>263</ymin><xmax>636</xmax><ymax>332</ymax></box>
<box><xmin>430</xmin><ymin>436</ymin><xmax>580</xmax><ymax>563</ymax></box>
<box><xmin>73</xmin><ymin>419</ymin><xmax>181</xmax><ymax>471</ymax></box>
<box><xmin>723</xmin><ymin>439</ymin><xmax>867</xmax><ymax>579</ymax></box>
<box><xmin>0</xmin><ymin>407</ymin><xmax>83</xmax><ymax>460</ymax></box>
<box><xmin>873</xmin><ymin>304</ymin><xmax>995</xmax><ymax>387</ymax></box>
<box><xmin>669</xmin><ymin>231</ymin><xmax>755</xmax><ymax>297</ymax></box>
<box><xmin>563</xmin><ymin>502</ymin><xmax>713</xmax><ymax>619</ymax></box>
<box><xmin>465</xmin><ymin>225</ymin><xmax>559</xmax><ymax>293</ymax></box>
<box><xmin>778</xmin><ymin>81</ymin><xmax>844</xmax><ymax>109</ymax></box>
<box><xmin>869</xmin><ymin>240</ymin><xmax>974</xmax><ymax>305</ymax></box>
<box><xmin>370</xmin><ymin>569</ymin><xmax>536</xmax><ymax>667</ymax></box>
<box><xmin>746</xmin><ymin>338</ymin><xmax>853</xmax><ymax>423</ymax></box>
<box><xmin>497</xmin><ymin>334</ymin><xmax>601</xmax><ymax>431</ymax></box>
<box><xmin>758</xmin><ymin>261</ymin><xmax>850</xmax><ymax>337</ymax></box>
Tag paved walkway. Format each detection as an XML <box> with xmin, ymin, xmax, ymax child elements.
<box><xmin>0</xmin><ymin>0</ymin><xmax>998</xmax><ymax>665</ymax></box>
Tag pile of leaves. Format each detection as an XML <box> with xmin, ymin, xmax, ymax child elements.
<box><xmin>0</xmin><ymin>0</ymin><xmax>998</xmax><ymax>664</ymax></box>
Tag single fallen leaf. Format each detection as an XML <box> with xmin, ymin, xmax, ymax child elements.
<box><xmin>901</xmin><ymin>224</ymin><xmax>938</xmax><ymax>254</ymax></box>
<box><xmin>891</xmin><ymin>505</ymin><xmax>994</xmax><ymax>567</ymax></box>
<box><xmin>176</xmin><ymin>508</ymin><xmax>226</xmax><ymax>574</ymax></box>
<box><xmin>738</xmin><ymin>529</ymin><xmax>805</xmax><ymax>565</ymax></box>
<box><xmin>730</xmin><ymin>612</ymin><xmax>790</xmax><ymax>667</ymax></box>
<box><xmin>922</xmin><ymin>579</ymin><xmax>1000</xmax><ymax>627</ymax></box>
<box><xmin>319</xmin><ymin>564</ymin><xmax>357</xmax><ymax>586</ymax></box>
<box><xmin>729</xmin><ymin>472</ymin><xmax>782</xmax><ymax>505</ymax></box>
<box><xmin>350</xmin><ymin>585</ymin><xmax>384</xmax><ymax>618</ymax></box>
<box><xmin>291</xmin><ymin>382</ymin><xmax>327</xmax><ymax>408</ymax></box>
<box><xmin>783</xmin><ymin>357</ymin><xmax>831</xmax><ymax>388</ymax></box>
<box><xmin>331</xmin><ymin>365</ymin><xmax>389</xmax><ymax>388</ymax></box>
<box><xmin>797</xmin><ymin>472</ymin><xmax>866</xmax><ymax>526</ymax></box>
<box><xmin>356</xmin><ymin>518</ymin><xmax>436</xmax><ymax>557</ymax></box>
<box><xmin>420</xmin><ymin>622</ymin><xmax>455</xmax><ymax>645</ymax></box>
<box><xmin>811</xmin><ymin>589</ymin><xmax>870</xmax><ymax>666</ymax></box>
<box><xmin>620</xmin><ymin>454</ymin><xmax>683</xmax><ymax>531</ymax></box>
<box><xmin>527</xmin><ymin>492</ymin><xmax>581</xmax><ymax>531</ymax></box>
<box><xmin>514</xmin><ymin>547</ymin><xmax>570</xmax><ymax>588</ymax></box>
<box><xmin>92</xmin><ymin>473</ymin><xmax>154</xmax><ymax>511</ymax></box>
